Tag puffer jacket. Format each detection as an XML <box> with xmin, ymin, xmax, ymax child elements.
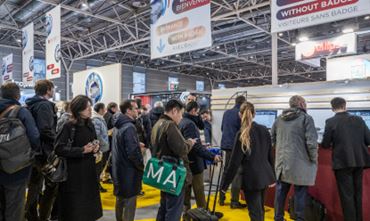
<box><xmin>92</xmin><ymin>111</ymin><xmax>109</xmax><ymax>153</ymax></box>
<box><xmin>271</xmin><ymin>108</ymin><xmax>318</xmax><ymax>186</ymax></box>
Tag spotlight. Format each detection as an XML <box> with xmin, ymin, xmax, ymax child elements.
<box><xmin>298</xmin><ymin>36</ymin><xmax>309</xmax><ymax>42</ymax></box>
<box><xmin>278</xmin><ymin>33</ymin><xmax>284</xmax><ymax>37</ymax></box>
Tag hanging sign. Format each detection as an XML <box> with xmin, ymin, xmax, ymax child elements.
<box><xmin>295</xmin><ymin>33</ymin><xmax>357</xmax><ymax>60</ymax></box>
<box><xmin>271</xmin><ymin>0</ymin><xmax>370</xmax><ymax>33</ymax></box>
<box><xmin>45</xmin><ymin>6</ymin><xmax>61</xmax><ymax>79</ymax></box>
<box><xmin>22</xmin><ymin>23</ymin><xmax>34</xmax><ymax>85</ymax></box>
<box><xmin>150</xmin><ymin>0</ymin><xmax>212</xmax><ymax>59</ymax></box>
<box><xmin>1</xmin><ymin>54</ymin><xmax>13</xmax><ymax>83</ymax></box>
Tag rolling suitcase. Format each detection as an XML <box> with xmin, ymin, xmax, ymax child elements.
<box><xmin>186</xmin><ymin>160</ymin><xmax>223</xmax><ymax>221</ymax></box>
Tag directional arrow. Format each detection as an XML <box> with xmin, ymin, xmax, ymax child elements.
<box><xmin>157</xmin><ymin>39</ymin><xmax>166</xmax><ymax>53</ymax></box>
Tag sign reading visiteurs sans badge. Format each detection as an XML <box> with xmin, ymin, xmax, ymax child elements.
<box><xmin>150</xmin><ymin>0</ymin><xmax>212</xmax><ymax>59</ymax></box>
<box><xmin>271</xmin><ymin>0</ymin><xmax>370</xmax><ymax>33</ymax></box>
<box><xmin>45</xmin><ymin>6</ymin><xmax>61</xmax><ymax>79</ymax></box>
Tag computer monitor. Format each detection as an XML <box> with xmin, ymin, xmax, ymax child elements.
<box><xmin>348</xmin><ymin>110</ymin><xmax>370</xmax><ymax>129</ymax></box>
<box><xmin>254</xmin><ymin>110</ymin><xmax>277</xmax><ymax>129</ymax></box>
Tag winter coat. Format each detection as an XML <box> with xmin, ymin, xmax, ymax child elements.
<box><xmin>103</xmin><ymin>110</ymin><xmax>115</xmax><ymax>131</ymax></box>
<box><xmin>26</xmin><ymin>96</ymin><xmax>57</xmax><ymax>160</ymax></box>
<box><xmin>55</xmin><ymin>120</ymin><xmax>102</xmax><ymax>221</ymax></box>
<box><xmin>149</xmin><ymin>106</ymin><xmax>164</xmax><ymax>127</ymax></box>
<box><xmin>221</xmin><ymin>104</ymin><xmax>242</xmax><ymax>151</ymax></box>
<box><xmin>136</xmin><ymin>113</ymin><xmax>152</xmax><ymax>148</ymax></box>
<box><xmin>179</xmin><ymin>113</ymin><xmax>215</xmax><ymax>175</ymax></box>
<box><xmin>111</xmin><ymin>113</ymin><xmax>144</xmax><ymax>198</ymax></box>
<box><xmin>203</xmin><ymin>120</ymin><xmax>212</xmax><ymax>145</ymax></box>
<box><xmin>0</xmin><ymin>98</ymin><xmax>40</xmax><ymax>185</ymax></box>
<box><xmin>221</xmin><ymin>123</ymin><xmax>275</xmax><ymax>191</ymax></box>
<box><xmin>271</xmin><ymin>108</ymin><xmax>318</xmax><ymax>186</ymax></box>
<box><xmin>56</xmin><ymin>112</ymin><xmax>71</xmax><ymax>133</ymax></box>
<box><xmin>92</xmin><ymin>111</ymin><xmax>109</xmax><ymax>152</ymax></box>
<box><xmin>321</xmin><ymin>112</ymin><xmax>370</xmax><ymax>170</ymax></box>
<box><xmin>151</xmin><ymin>114</ymin><xmax>193</xmax><ymax>184</ymax></box>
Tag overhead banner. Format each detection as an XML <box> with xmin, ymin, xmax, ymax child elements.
<box><xmin>327</xmin><ymin>54</ymin><xmax>370</xmax><ymax>81</ymax></box>
<box><xmin>295</xmin><ymin>33</ymin><xmax>357</xmax><ymax>60</ymax></box>
<box><xmin>45</xmin><ymin>6</ymin><xmax>61</xmax><ymax>79</ymax></box>
<box><xmin>1</xmin><ymin>54</ymin><xmax>13</xmax><ymax>83</ymax></box>
<box><xmin>271</xmin><ymin>0</ymin><xmax>370</xmax><ymax>33</ymax></box>
<box><xmin>22</xmin><ymin>23</ymin><xmax>34</xmax><ymax>85</ymax></box>
<box><xmin>150</xmin><ymin>0</ymin><xmax>212</xmax><ymax>59</ymax></box>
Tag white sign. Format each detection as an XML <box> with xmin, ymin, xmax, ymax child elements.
<box><xmin>45</xmin><ymin>6</ymin><xmax>61</xmax><ymax>79</ymax></box>
<box><xmin>327</xmin><ymin>54</ymin><xmax>370</xmax><ymax>81</ymax></box>
<box><xmin>72</xmin><ymin>64</ymin><xmax>122</xmax><ymax>105</ymax></box>
<box><xmin>168</xmin><ymin>77</ymin><xmax>179</xmax><ymax>91</ymax></box>
<box><xmin>133</xmin><ymin>72</ymin><xmax>146</xmax><ymax>93</ymax></box>
<box><xmin>296</xmin><ymin>33</ymin><xmax>357</xmax><ymax>60</ymax></box>
<box><xmin>196</xmin><ymin>80</ymin><xmax>204</xmax><ymax>91</ymax></box>
<box><xmin>22</xmin><ymin>23</ymin><xmax>34</xmax><ymax>85</ymax></box>
<box><xmin>1</xmin><ymin>54</ymin><xmax>13</xmax><ymax>82</ymax></box>
<box><xmin>271</xmin><ymin>0</ymin><xmax>370</xmax><ymax>33</ymax></box>
<box><xmin>150</xmin><ymin>0</ymin><xmax>212</xmax><ymax>59</ymax></box>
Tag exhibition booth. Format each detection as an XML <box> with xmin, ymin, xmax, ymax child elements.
<box><xmin>211</xmin><ymin>79</ymin><xmax>370</xmax><ymax>220</ymax></box>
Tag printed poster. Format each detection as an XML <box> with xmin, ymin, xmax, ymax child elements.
<box><xmin>22</xmin><ymin>23</ymin><xmax>34</xmax><ymax>85</ymax></box>
<box><xmin>271</xmin><ymin>0</ymin><xmax>370</xmax><ymax>32</ymax></box>
<box><xmin>151</xmin><ymin>0</ymin><xmax>212</xmax><ymax>59</ymax></box>
<box><xmin>45</xmin><ymin>6</ymin><xmax>61</xmax><ymax>79</ymax></box>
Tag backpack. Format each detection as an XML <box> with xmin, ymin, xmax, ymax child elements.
<box><xmin>0</xmin><ymin>105</ymin><xmax>34</xmax><ymax>174</ymax></box>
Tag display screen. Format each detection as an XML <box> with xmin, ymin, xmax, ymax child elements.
<box><xmin>254</xmin><ymin>110</ymin><xmax>277</xmax><ymax>129</ymax></box>
<box><xmin>348</xmin><ymin>110</ymin><xmax>370</xmax><ymax>129</ymax></box>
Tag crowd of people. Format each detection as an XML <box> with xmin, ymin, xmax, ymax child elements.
<box><xmin>0</xmin><ymin>80</ymin><xmax>369</xmax><ymax>221</ymax></box>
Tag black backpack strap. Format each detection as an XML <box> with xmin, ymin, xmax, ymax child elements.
<box><xmin>8</xmin><ymin>106</ymin><xmax>22</xmax><ymax>118</ymax></box>
<box><xmin>0</xmin><ymin>105</ymin><xmax>19</xmax><ymax>118</ymax></box>
<box><xmin>66</xmin><ymin>126</ymin><xmax>76</xmax><ymax>151</ymax></box>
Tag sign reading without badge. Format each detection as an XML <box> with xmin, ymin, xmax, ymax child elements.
<box><xmin>150</xmin><ymin>0</ymin><xmax>212</xmax><ymax>59</ymax></box>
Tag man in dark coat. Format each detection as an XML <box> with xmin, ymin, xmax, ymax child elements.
<box><xmin>112</xmin><ymin>100</ymin><xmax>144</xmax><ymax>221</ymax></box>
<box><xmin>0</xmin><ymin>82</ymin><xmax>40</xmax><ymax>221</ymax></box>
<box><xmin>25</xmin><ymin>80</ymin><xmax>58</xmax><ymax>221</ymax></box>
<box><xmin>321</xmin><ymin>97</ymin><xmax>370</xmax><ymax>221</ymax></box>
<box><xmin>219</xmin><ymin>95</ymin><xmax>247</xmax><ymax>208</ymax></box>
<box><xmin>179</xmin><ymin>101</ymin><xmax>221</xmax><ymax>217</ymax></box>
<box><xmin>151</xmin><ymin>99</ymin><xmax>196</xmax><ymax>221</ymax></box>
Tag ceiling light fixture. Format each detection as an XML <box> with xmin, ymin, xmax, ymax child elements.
<box><xmin>365</xmin><ymin>15</ymin><xmax>370</xmax><ymax>20</ymax></box>
<box><xmin>342</xmin><ymin>28</ymin><xmax>354</xmax><ymax>33</ymax></box>
<box><xmin>16</xmin><ymin>39</ymin><xmax>21</xmax><ymax>43</ymax></box>
<box><xmin>278</xmin><ymin>33</ymin><xmax>284</xmax><ymax>37</ymax></box>
<box><xmin>291</xmin><ymin>42</ymin><xmax>297</xmax><ymax>46</ymax></box>
<box><xmin>298</xmin><ymin>36</ymin><xmax>309</xmax><ymax>42</ymax></box>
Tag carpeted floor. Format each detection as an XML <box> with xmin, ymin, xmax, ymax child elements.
<box><xmin>99</xmin><ymin>183</ymin><xmax>292</xmax><ymax>221</ymax></box>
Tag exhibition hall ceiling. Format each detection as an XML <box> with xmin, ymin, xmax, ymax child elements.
<box><xmin>0</xmin><ymin>0</ymin><xmax>369</xmax><ymax>86</ymax></box>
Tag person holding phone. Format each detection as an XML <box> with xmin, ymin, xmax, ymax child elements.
<box><xmin>55</xmin><ymin>95</ymin><xmax>103</xmax><ymax>221</ymax></box>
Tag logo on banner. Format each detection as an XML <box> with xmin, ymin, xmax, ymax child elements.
<box><xmin>1</xmin><ymin>63</ymin><xmax>5</xmax><ymax>76</ymax></box>
<box><xmin>22</xmin><ymin>31</ymin><xmax>28</xmax><ymax>49</ymax></box>
<box><xmin>54</xmin><ymin>44</ymin><xmax>61</xmax><ymax>62</ymax></box>
<box><xmin>85</xmin><ymin>72</ymin><xmax>103</xmax><ymax>104</ymax></box>
<box><xmin>46</xmin><ymin>15</ymin><xmax>53</xmax><ymax>36</ymax></box>
<box><xmin>29</xmin><ymin>56</ymin><xmax>34</xmax><ymax>72</ymax></box>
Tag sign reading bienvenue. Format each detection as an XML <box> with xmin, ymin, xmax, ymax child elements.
<box><xmin>150</xmin><ymin>0</ymin><xmax>212</xmax><ymax>59</ymax></box>
<box><xmin>271</xmin><ymin>0</ymin><xmax>370</xmax><ymax>33</ymax></box>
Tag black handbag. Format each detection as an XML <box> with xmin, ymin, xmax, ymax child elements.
<box><xmin>42</xmin><ymin>127</ymin><xmax>76</xmax><ymax>183</ymax></box>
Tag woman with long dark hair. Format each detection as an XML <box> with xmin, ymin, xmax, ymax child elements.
<box><xmin>221</xmin><ymin>102</ymin><xmax>275</xmax><ymax>221</ymax></box>
<box><xmin>55</xmin><ymin>95</ymin><xmax>103</xmax><ymax>221</ymax></box>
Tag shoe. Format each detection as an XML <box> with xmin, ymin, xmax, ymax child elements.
<box><xmin>219</xmin><ymin>192</ymin><xmax>226</xmax><ymax>206</ymax></box>
<box><xmin>138</xmin><ymin>191</ymin><xmax>145</xmax><ymax>196</ymax></box>
<box><xmin>230</xmin><ymin>202</ymin><xmax>247</xmax><ymax>209</ymax></box>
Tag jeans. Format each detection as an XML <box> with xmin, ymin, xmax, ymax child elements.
<box><xmin>335</xmin><ymin>168</ymin><xmax>363</xmax><ymax>221</ymax></box>
<box><xmin>184</xmin><ymin>172</ymin><xmax>206</xmax><ymax>212</ymax></box>
<box><xmin>244</xmin><ymin>189</ymin><xmax>266</xmax><ymax>221</ymax></box>
<box><xmin>225</xmin><ymin>151</ymin><xmax>242</xmax><ymax>203</ymax></box>
<box><xmin>115</xmin><ymin>196</ymin><xmax>137</xmax><ymax>221</ymax></box>
<box><xmin>25</xmin><ymin>163</ymin><xmax>58</xmax><ymax>221</ymax></box>
<box><xmin>274</xmin><ymin>181</ymin><xmax>307</xmax><ymax>221</ymax></box>
<box><xmin>0</xmin><ymin>181</ymin><xmax>27</xmax><ymax>221</ymax></box>
<box><xmin>157</xmin><ymin>189</ymin><xmax>185</xmax><ymax>221</ymax></box>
